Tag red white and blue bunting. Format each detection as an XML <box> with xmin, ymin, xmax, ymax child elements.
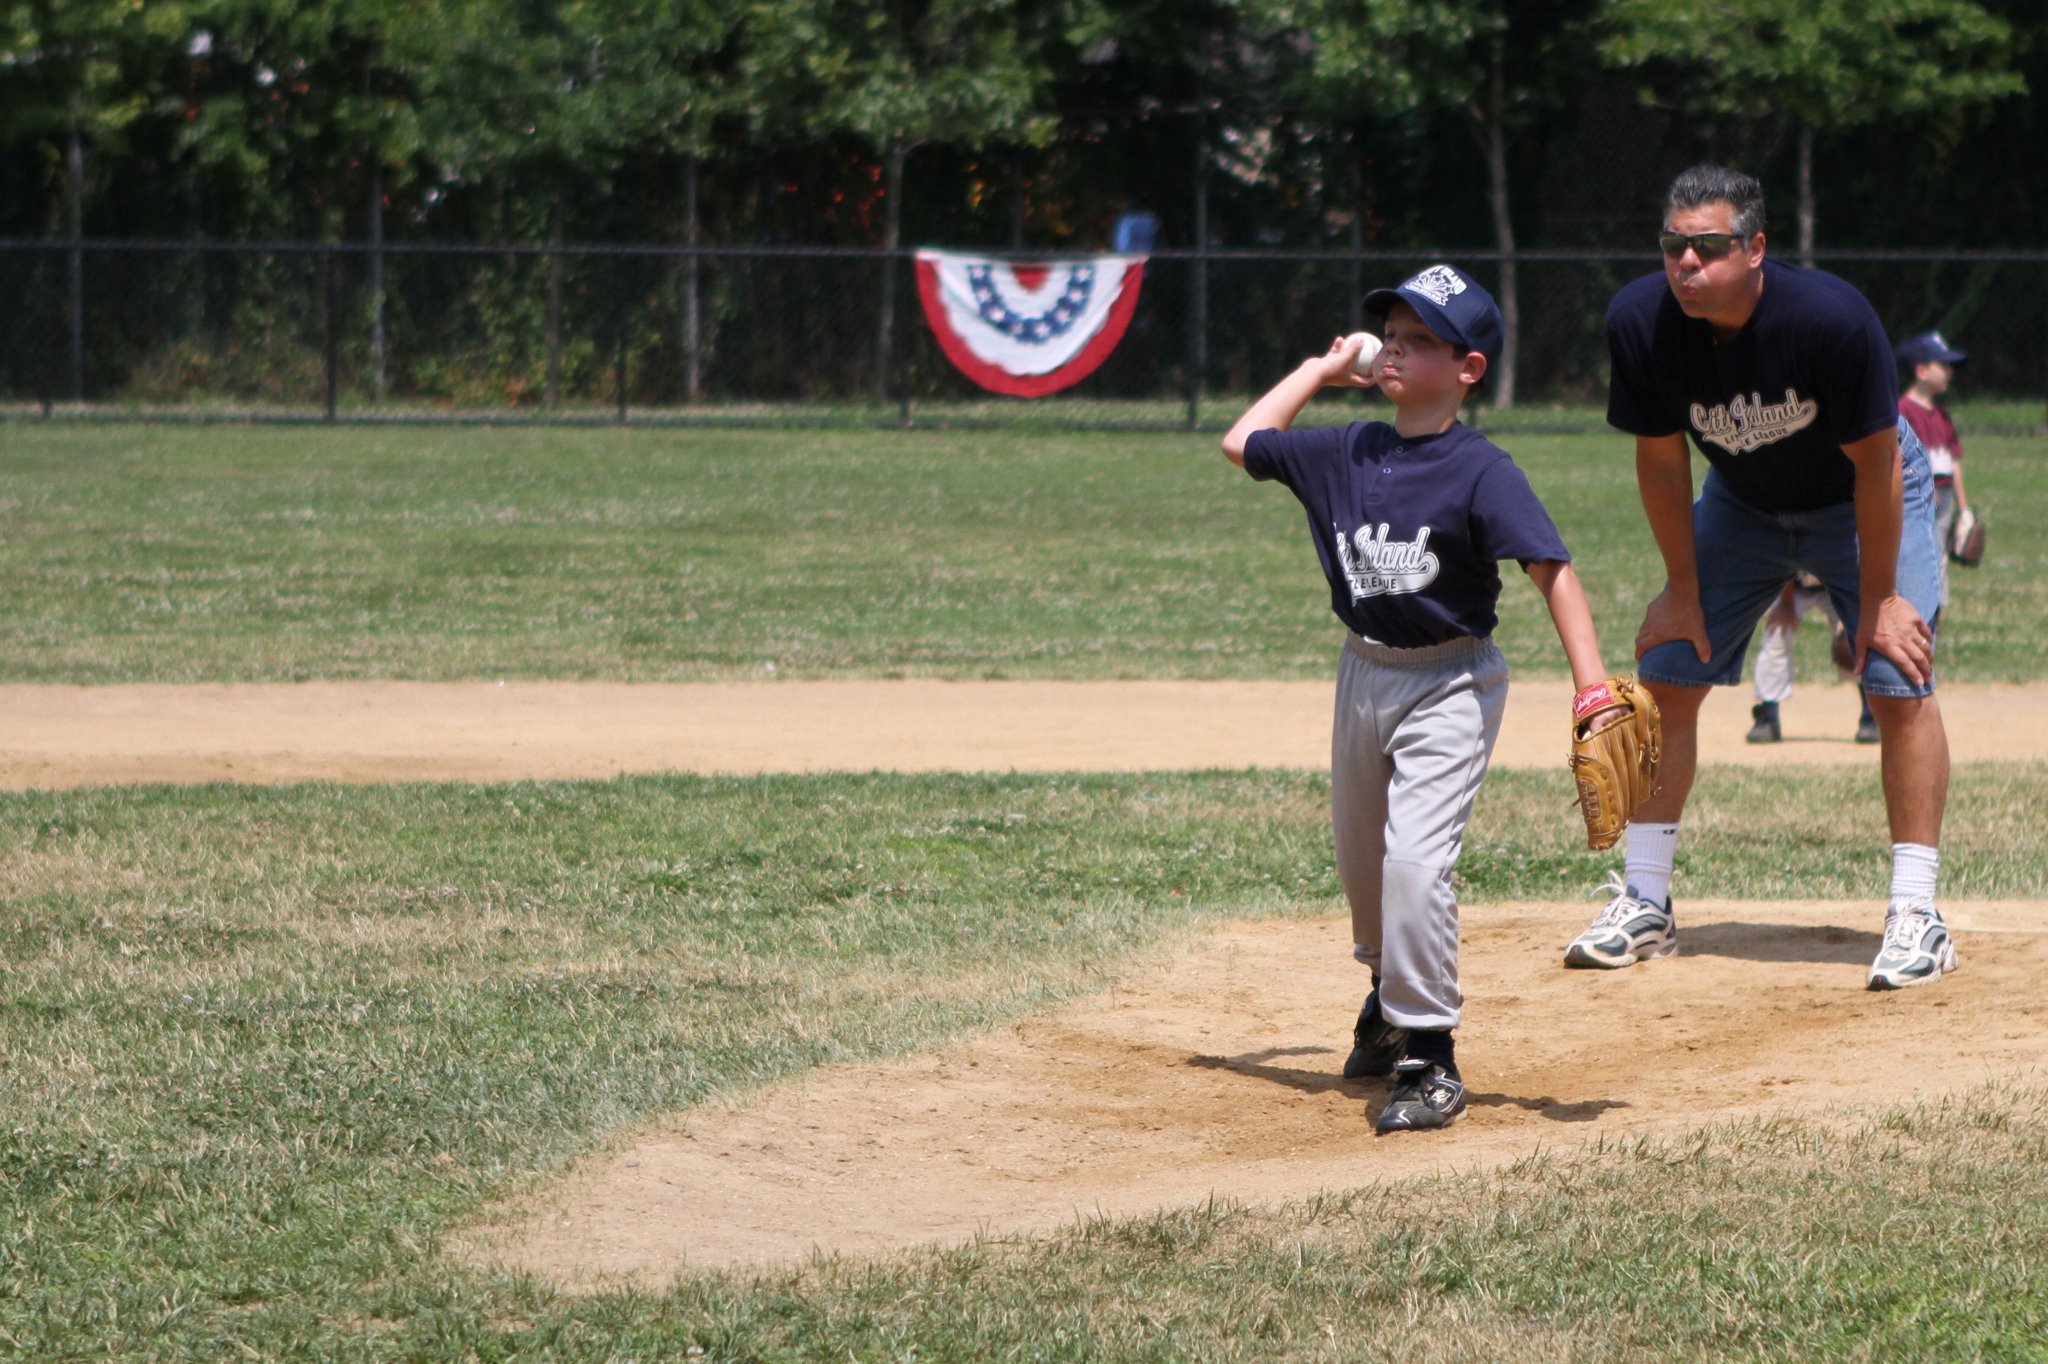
<box><xmin>915</xmin><ymin>249</ymin><xmax>1146</xmax><ymax>397</ymax></box>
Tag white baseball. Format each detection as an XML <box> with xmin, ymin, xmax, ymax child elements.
<box><xmin>1345</xmin><ymin>332</ymin><xmax>1382</xmax><ymax>377</ymax></box>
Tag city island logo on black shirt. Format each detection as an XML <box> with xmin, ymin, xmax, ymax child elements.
<box><xmin>1335</xmin><ymin>522</ymin><xmax>1441</xmax><ymax>601</ymax></box>
<box><xmin>1689</xmin><ymin>388</ymin><xmax>1820</xmax><ymax>455</ymax></box>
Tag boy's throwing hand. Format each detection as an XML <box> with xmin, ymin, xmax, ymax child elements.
<box><xmin>1325</xmin><ymin>334</ymin><xmax>1382</xmax><ymax>388</ymax></box>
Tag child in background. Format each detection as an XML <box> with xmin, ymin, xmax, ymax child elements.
<box><xmin>1895</xmin><ymin>330</ymin><xmax>1972</xmax><ymax>608</ymax></box>
<box><xmin>1221</xmin><ymin>264</ymin><xmax>1619</xmax><ymax>1133</ymax></box>
<box><xmin>1744</xmin><ymin>572</ymin><xmax>1875</xmax><ymax>745</ymax></box>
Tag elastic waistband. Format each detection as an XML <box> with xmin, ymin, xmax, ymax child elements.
<box><xmin>1346</xmin><ymin>631</ymin><xmax>1493</xmax><ymax>668</ymax></box>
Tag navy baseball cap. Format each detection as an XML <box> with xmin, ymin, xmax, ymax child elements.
<box><xmin>1363</xmin><ymin>264</ymin><xmax>1504</xmax><ymax>372</ymax></box>
<box><xmin>1896</xmin><ymin>330</ymin><xmax>1966</xmax><ymax>368</ymax></box>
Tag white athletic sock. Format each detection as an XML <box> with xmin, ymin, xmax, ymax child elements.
<box><xmin>1622</xmin><ymin>822</ymin><xmax>1681</xmax><ymax>906</ymax></box>
<box><xmin>1888</xmin><ymin>843</ymin><xmax>1940</xmax><ymax>911</ymax></box>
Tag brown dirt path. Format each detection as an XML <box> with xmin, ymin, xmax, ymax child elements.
<box><xmin>6</xmin><ymin>678</ymin><xmax>2046</xmax><ymax>788</ymax></box>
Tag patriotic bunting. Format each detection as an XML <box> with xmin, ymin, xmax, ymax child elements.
<box><xmin>915</xmin><ymin>249</ymin><xmax>1146</xmax><ymax>397</ymax></box>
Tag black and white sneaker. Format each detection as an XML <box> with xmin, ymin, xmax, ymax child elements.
<box><xmin>1564</xmin><ymin>872</ymin><xmax>1677</xmax><ymax>969</ymax></box>
<box><xmin>1867</xmin><ymin>898</ymin><xmax>1959</xmax><ymax>990</ymax></box>
<box><xmin>1375</xmin><ymin>1058</ymin><xmax>1467</xmax><ymax>1133</ymax></box>
<box><xmin>1343</xmin><ymin>989</ymin><xmax>1408</xmax><ymax>1080</ymax></box>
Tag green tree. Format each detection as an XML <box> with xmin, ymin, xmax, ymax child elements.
<box><xmin>1235</xmin><ymin>0</ymin><xmax>1592</xmax><ymax>407</ymax></box>
<box><xmin>399</xmin><ymin>0</ymin><xmax>735</xmax><ymax>404</ymax></box>
<box><xmin>1452</xmin><ymin>2</ymin><xmax>1601</xmax><ymax>408</ymax></box>
<box><xmin>741</xmin><ymin>0</ymin><xmax>1056</xmax><ymax>401</ymax></box>
<box><xmin>0</xmin><ymin>0</ymin><xmax>196</xmax><ymax>395</ymax></box>
<box><xmin>0</xmin><ymin>0</ymin><xmax>195</xmax><ymax>210</ymax></box>
<box><xmin>538</xmin><ymin>0</ymin><xmax>735</xmax><ymax>402</ymax></box>
<box><xmin>1600</xmin><ymin>0</ymin><xmax>2027</xmax><ymax>259</ymax></box>
<box><xmin>166</xmin><ymin>0</ymin><xmax>426</xmax><ymax>236</ymax></box>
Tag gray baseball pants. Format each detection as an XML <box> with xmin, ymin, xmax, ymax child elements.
<box><xmin>1331</xmin><ymin>631</ymin><xmax>1508</xmax><ymax>1032</ymax></box>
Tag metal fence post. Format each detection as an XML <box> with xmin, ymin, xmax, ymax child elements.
<box><xmin>67</xmin><ymin>129</ymin><xmax>85</xmax><ymax>404</ymax></box>
<box><xmin>684</xmin><ymin>155</ymin><xmax>702</xmax><ymax>404</ymax></box>
<box><xmin>614</xmin><ymin>253</ymin><xmax>630</xmax><ymax>424</ymax></box>
<box><xmin>323</xmin><ymin>248</ymin><xmax>339</xmax><ymax>422</ymax></box>
<box><xmin>1186</xmin><ymin>137</ymin><xmax>1209</xmax><ymax>430</ymax></box>
<box><xmin>545</xmin><ymin>216</ymin><xmax>563</xmax><ymax>410</ymax></box>
<box><xmin>370</xmin><ymin>163</ymin><xmax>387</xmax><ymax>404</ymax></box>
<box><xmin>39</xmin><ymin>243</ymin><xmax>56</xmax><ymax>418</ymax></box>
<box><xmin>896</xmin><ymin>248</ymin><xmax>912</xmax><ymax>428</ymax></box>
<box><xmin>876</xmin><ymin>243</ymin><xmax>898</xmax><ymax>409</ymax></box>
<box><xmin>1348</xmin><ymin>215</ymin><xmax>1364</xmax><ymax>335</ymax></box>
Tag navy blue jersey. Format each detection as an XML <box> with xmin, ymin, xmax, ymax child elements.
<box><xmin>1607</xmin><ymin>259</ymin><xmax>1898</xmax><ymax>513</ymax></box>
<box><xmin>1244</xmin><ymin>421</ymin><xmax>1570</xmax><ymax>647</ymax></box>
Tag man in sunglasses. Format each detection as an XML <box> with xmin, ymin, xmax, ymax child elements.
<box><xmin>1563</xmin><ymin>163</ymin><xmax>1954</xmax><ymax>991</ymax></box>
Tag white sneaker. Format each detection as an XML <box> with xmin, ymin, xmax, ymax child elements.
<box><xmin>1867</xmin><ymin>898</ymin><xmax>1959</xmax><ymax>990</ymax></box>
<box><xmin>1564</xmin><ymin>871</ymin><xmax>1677</xmax><ymax>969</ymax></box>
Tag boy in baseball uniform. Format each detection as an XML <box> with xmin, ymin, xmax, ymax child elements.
<box><xmin>1222</xmin><ymin>264</ymin><xmax>1618</xmax><ymax>1133</ymax></box>
<box><xmin>1895</xmin><ymin>329</ymin><xmax>1972</xmax><ymax>605</ymax></box>
<box><xmin>1743</xmin><ymin>572</ymin><xmax>1874</xmax><ymax>745</ymax></box>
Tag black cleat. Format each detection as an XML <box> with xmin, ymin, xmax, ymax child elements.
<box><xmin>1746</xmin><ymin>703</ymin><xmax>1781</xmax><ymax>744</ymax></box>
<box><xmin>1375</xmin><ymin>1058</ymin><xmax>1467</xmax><ymax>1133</ymax></box>
<box><xmin>1343</xmin><ymin>989</ymin><xmax>1407</xmax><ymax>1080</ymax></box>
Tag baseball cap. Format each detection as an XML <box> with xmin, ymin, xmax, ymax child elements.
<box><xmin>1896</xmin><ymin>330</ymin><xmax>1966</xmax><ymax>368</ymax></box>
<box><xmin>1363</xmin><ymin>264</ymin><xmax>1504</xmax><ymax>372</ymax></box>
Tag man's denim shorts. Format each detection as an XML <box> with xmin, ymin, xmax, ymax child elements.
<box><xmin>1638</xmin><ymin>417</ymin><xmax>1941</xmax><ymax>699</ymax></box>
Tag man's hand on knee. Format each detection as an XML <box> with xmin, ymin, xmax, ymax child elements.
<box><xmin>1859</xmin><ymin>593</ymin><xmax>1934</xmax><ymax>685</ymax></box>
<box><xmin>1635</xmin><ymin>584</ymin><xmax>1711</xmax><ymax>663</ymax></box>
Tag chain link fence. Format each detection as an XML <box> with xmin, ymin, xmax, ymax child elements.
<box><xmin>2</xmin><ymin>240</ymin><xmax>2043</xmax><ymax>429</ymax></box>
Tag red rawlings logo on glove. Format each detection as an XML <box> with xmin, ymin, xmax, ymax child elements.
<box><xmin>1573</xmin><ymin>681</ymin><xmax>1620</xmax><ymax>721</ymax></box>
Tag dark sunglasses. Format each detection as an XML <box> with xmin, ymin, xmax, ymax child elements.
<box><xmin>1658</xmin><ymin>231</ymin><xmax>1749</xmax><ymax>260</ymax></box>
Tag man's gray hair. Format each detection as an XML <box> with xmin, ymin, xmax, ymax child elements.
<box><xmin>1665</xmin><ymin>164</ymin><xmax>1766</xmax><ymax>238</ymax></box>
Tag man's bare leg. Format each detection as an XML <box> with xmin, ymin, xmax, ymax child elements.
<box><xmin>1561</xmin><ymin>679</ymin><xmax>1707</xmax><ymax>969</ymax></box>
<box><xmin>1635</xmin><ymin>680</ymin><xmax>1709</xmax><ymax>825</ymax></box>
<box><xmin>1861</xmin><ymin>690</ymin><xmax>1957</xmax><ymax>988</ymax></box>
<box><xmin>1867</xmin><ymin>691</ymin><xmax>1948</xmax><ymax>846</ymax></box>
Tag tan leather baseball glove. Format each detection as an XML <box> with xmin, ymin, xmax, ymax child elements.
<box><xmin>1569</xmin><ymin>677</ymin><xmax>1662</xmax><ymax>851</ymax></box>
<box><xmin>1951</xmin><ymin>507</ymin><xmax>1986</xmax><ymax>567</ymax></box>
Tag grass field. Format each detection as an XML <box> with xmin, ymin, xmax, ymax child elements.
<box><xmin>3</xmin><ymin>402</ymin><xmax>2042</xmax><ymax>683</ymax></box>
<box><xmin>5</xmin><ymin>415</ymin><xmax>2048</xmax><ymax>1360</ymax></box>
<box><xmin>6</xmin><ymin>766</ymin><xmax>2048</xmax><ymax>1360</ymax></box>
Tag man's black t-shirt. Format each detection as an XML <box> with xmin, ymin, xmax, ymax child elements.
<box><xmin>1607</xmin><ymin>258</ymin><xmax>1898</xmax><ymax>512</ymax></box>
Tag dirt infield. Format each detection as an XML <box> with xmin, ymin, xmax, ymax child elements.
<box><xmin>15</xmin><ymin>680</ymin><xmax>2047</xmax><ymax>1285</ymax></box>
<box><xmin>473</xmin><ymin>898</ymin><xmax>2048</xmax><ymax>1287</ymax></box>
<box><xmin>7</xmin><ymin>678</ymin><xmax>2047</xmax><ymax>787</ymax></box>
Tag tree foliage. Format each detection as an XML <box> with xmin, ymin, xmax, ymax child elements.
<box><xmin>1600</xmin><ymin>0</ymin><xmax>2024</xmax><ymax>135</ymax></box>
<box><xmin>0</xmin><ymin>0</ymin><xmax>195</xmax><ymax>147</ymax></box>
<box><xmin>0</xmin><ymin>0</ymin><xmax>2037</xmax><ymax>252</ymax></box>
<box><xmin>742</xmin><ymin>0</ymin><xmax>1052</xmax><ymax>154</ymax></box>
<box><xmin>1599</xmin><ymin>0</ymin><xmax>2025</xmax><ymax>256</ymax></box>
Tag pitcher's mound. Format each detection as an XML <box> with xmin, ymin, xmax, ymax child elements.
<box><xmin>463</xmin><ymin>898</ymin><xmax>2048</xmax><ymax>1288</ymax></box>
